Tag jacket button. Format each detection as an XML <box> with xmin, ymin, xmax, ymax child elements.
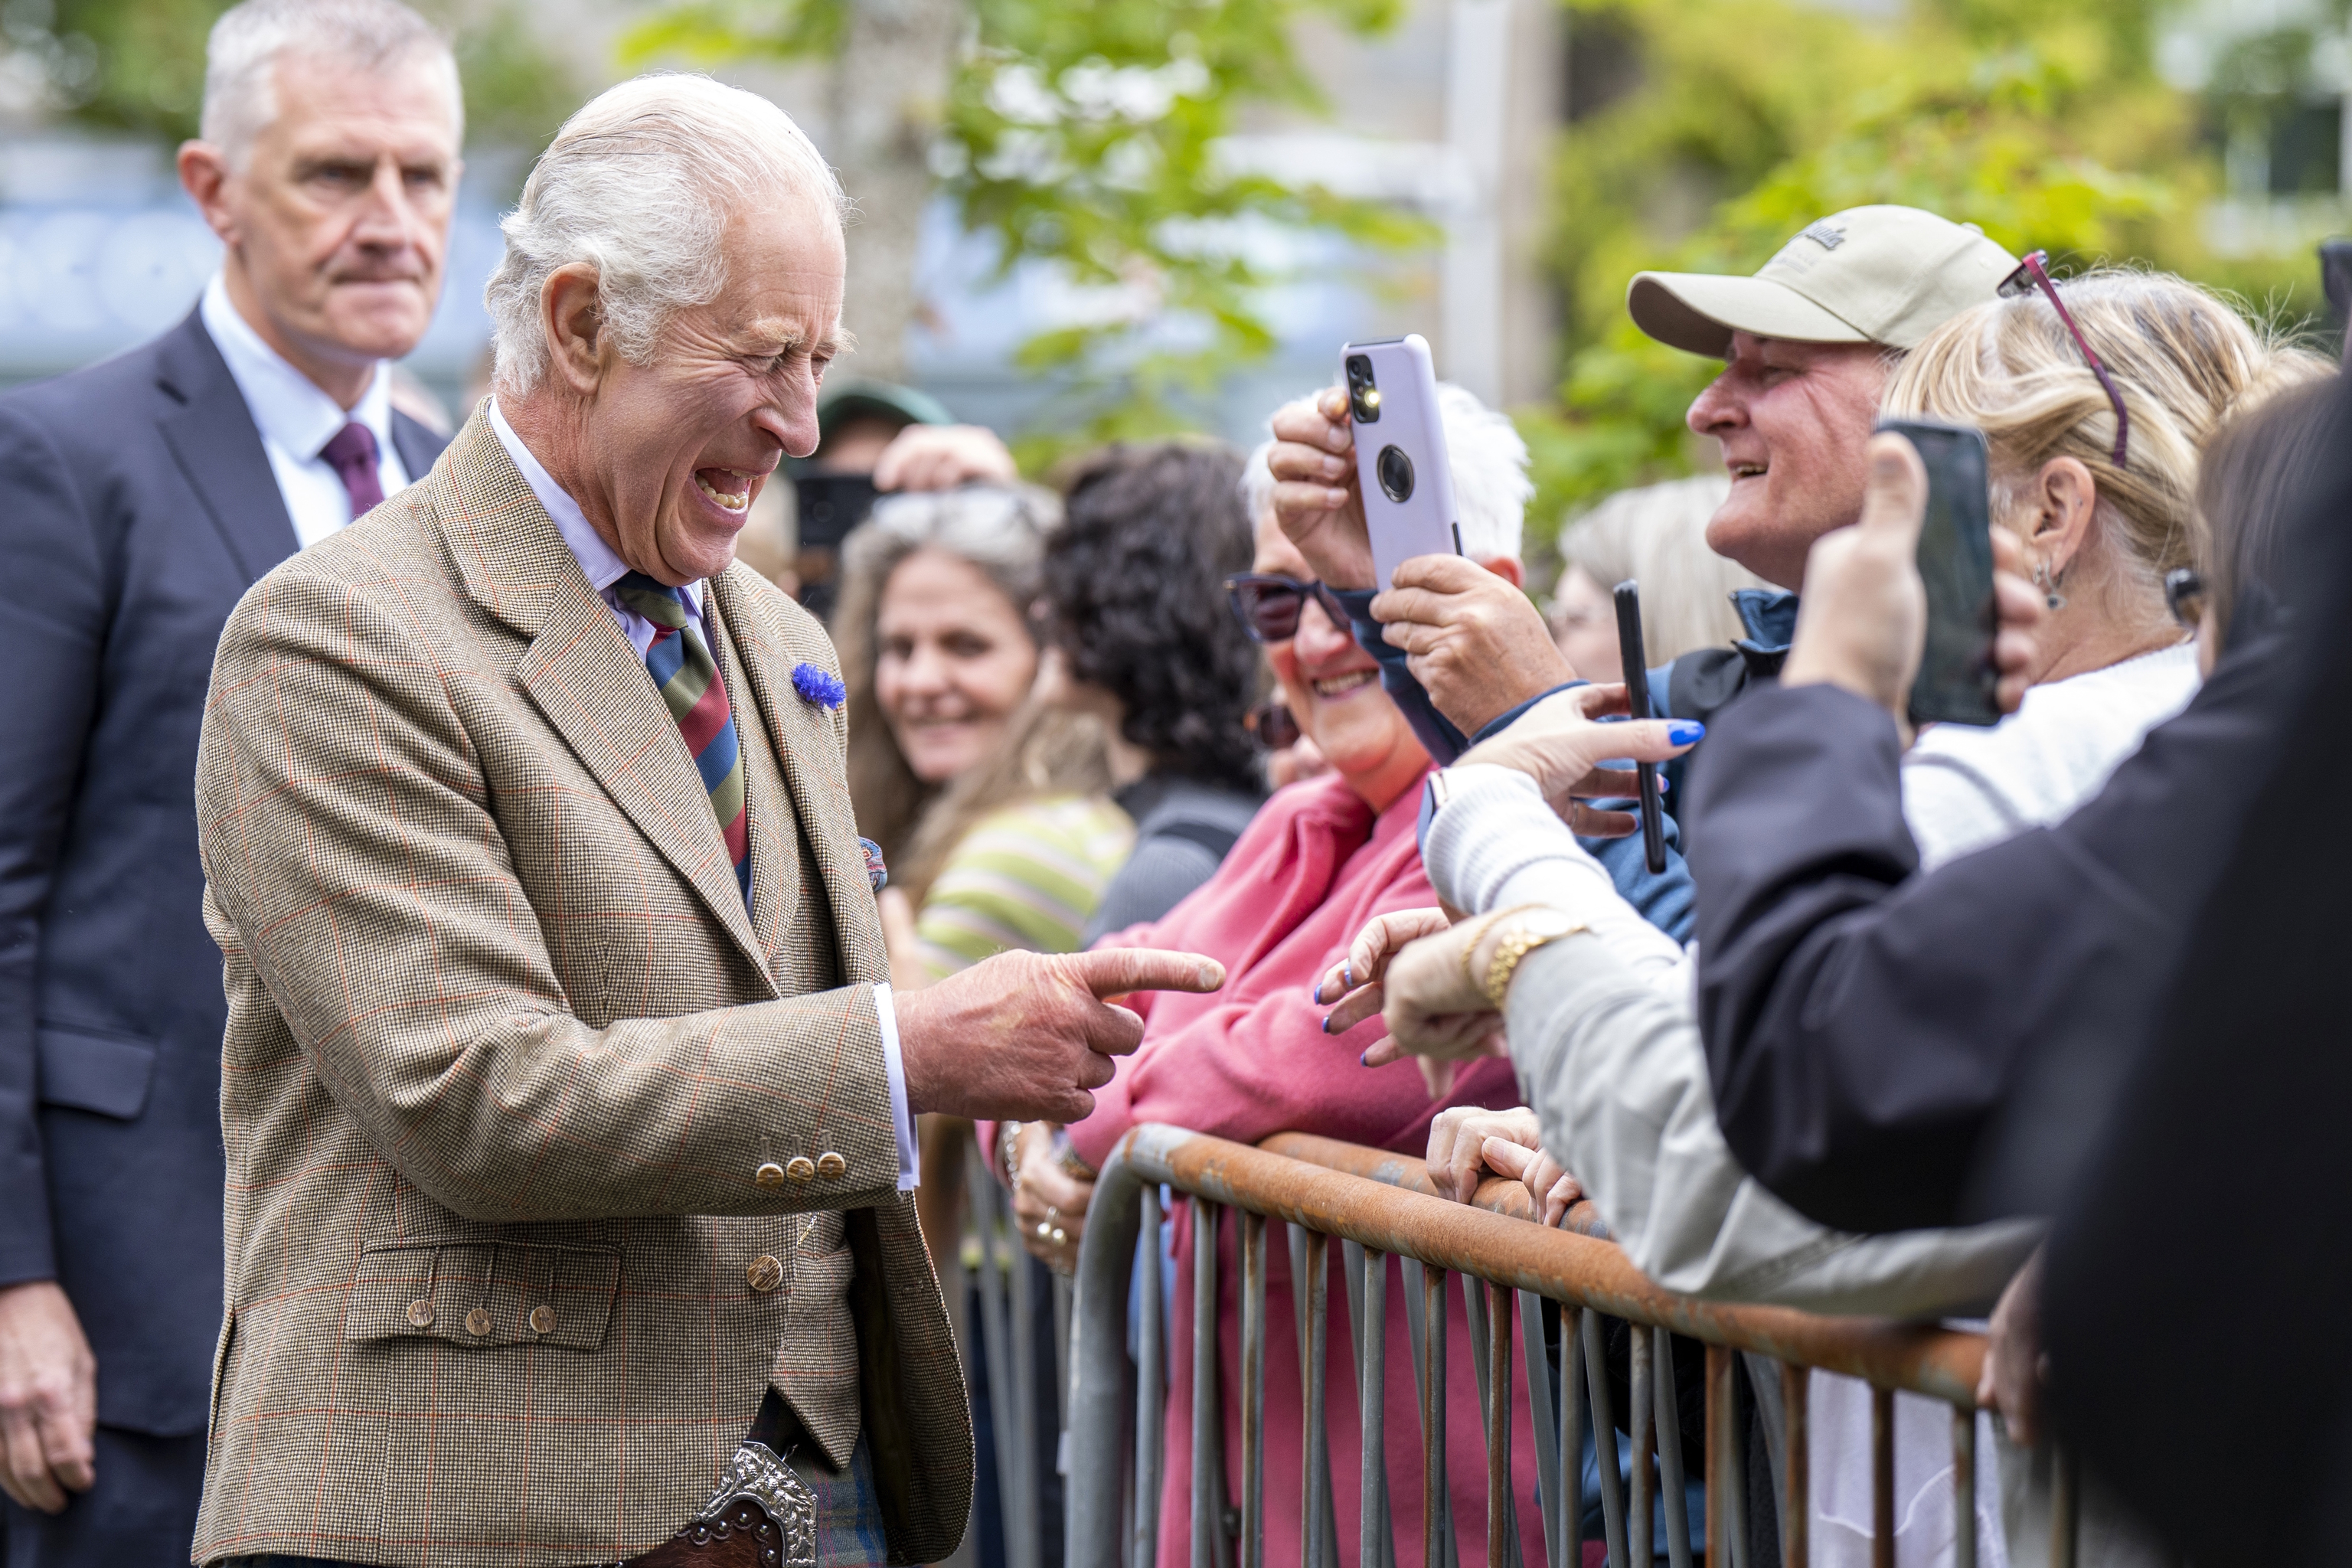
<box><xmin>755</xmin><ymin>1162</ymin><xmax>787</xmax><ymax>1187</ymax></box>
<box><xmin>815</xmin><ymin>1152</ymin><xmax>847</xmax><ymax>1181</ymax></box>
<box><xmin>784</xmin><ymin>1156</ymin><xmax>816</xmax><ymax>1184</ymax></box>
<box><xmin>466</xmin><ymin>1307</ymin><xmax>493</xmax><ymax>1337</ymax></box>
<box><xmin>407</xmin><ymin>1298</ymin><xmax>436</xmax><ymax>1328</ymax></box>
<box><xmin>529</xmin><ymin>1304</ymin><xmax>557</xmax><ymax>1334</ymax></box>
<box><xmin>746</xmin><ymin>1255</ymin><xmax>785</xmax><ymax>1294</ymax></box>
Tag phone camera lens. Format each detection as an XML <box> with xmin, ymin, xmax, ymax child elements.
<box><xmin>1346</xmin><ymin>354</ymin><xmax>1379</xmax><ymax>423</ymax></box>
<box><xmin>1376</xmin><ymin>444</ymin><xmax>1414</xmax><ymax>503</ymax></box>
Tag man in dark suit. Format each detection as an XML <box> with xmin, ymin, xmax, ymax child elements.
<box><xmin>0</xmin><ymin>2</ymin><xmax>462</xmax><ymax>1561</ymax></box>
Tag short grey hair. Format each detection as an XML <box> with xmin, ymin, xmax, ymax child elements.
<box><xmin>1556</xmin><ymin>473</ymin><xmax>1768</xmax><ymax>663</ymax></box>
<box><xmin>485</xmin><ymin>74</ymin><xmax>849</xmax><ymax>397</ymax></box>
<box><xmin>201</xmin><ymin>0</ymin><xmax>461</xmax><ymax>169</ymax></box>
<box><xmin>1241</xmin><ymin>381</ymin><xmax>1532</xmax><ymax>561</ymax></box>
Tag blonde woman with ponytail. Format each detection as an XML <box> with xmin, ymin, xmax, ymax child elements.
<box><xmin>1883</xmin><ymin>270</ymin><xmax>2328</xmax><ymax>866</ymax></box>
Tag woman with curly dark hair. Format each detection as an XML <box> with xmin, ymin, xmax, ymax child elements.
<box><xmin>1040</xmin><ymin>439</ymin><xmax>1266</xmax><ymax>945</ymax></box>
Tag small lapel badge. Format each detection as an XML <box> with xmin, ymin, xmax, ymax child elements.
<box><xmin>860</xmin><ymin>837</ymin><xmax>888</xmax><ymax>894</ymax></box>
<box><xmin>792</xmin><ymin>662</ymin><xmax>846</xmax><ymax>709</ymax></box>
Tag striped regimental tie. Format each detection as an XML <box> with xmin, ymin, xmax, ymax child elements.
<box><xmin>613</xmin><ymin>571</ymin><xmax>750</xmax><ymax>905</ymax></box>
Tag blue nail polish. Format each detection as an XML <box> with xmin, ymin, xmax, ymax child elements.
<box><xmin>1665</xmin><ymin>720</ymin><xmax>1707</xmax><ymax>746</ymax></box>
<box><xmin>1320</xmin><ymin>1014</ymin><xmax>1333</xmax><ymax>1034</ymax></box>
<box><xmin>1341</xmin><ymin>965</ymin><xmax>1353</xmax><ymax>989</ymax></box>
<box><xmin>1358</xmin><ymin>1050</ymin><xmax>1370</xmax><ymax>1067</ymax></box>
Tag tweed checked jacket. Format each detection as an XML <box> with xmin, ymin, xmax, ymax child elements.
<box><xmin>191</xmin><ymin>413</ymin><xmax>970</xmax><ymax>1567</ymax></box>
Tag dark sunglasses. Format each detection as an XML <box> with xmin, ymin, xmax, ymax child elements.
<box><xmin>2164</xmin><ymin>567</ymin><xmax>2205</xmax><ymax>629</ymax></box>
<box><xmin>1244</xmin><ymin>699</ymin><xmax>1303</xmax><ymax>752</ymax></box>
<box><xmin>1223</xmin><ymin>573</ymin><xmax>1354</xmax><ymax>644</ymax></box>
<box><xmin>1998</xmin><ymin>250</ymin><xmax>2129</xmax><ymax>469</ymax></box>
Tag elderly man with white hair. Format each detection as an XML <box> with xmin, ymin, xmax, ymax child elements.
<box><xmin>188</xmin><ymin>74</ymin><xmax>1224</xmax><ymax>1568</ymax></box>
<box><xmin>0</xmin><ymin>2</ymin><xmax>459</xmax><ymax>1560</ymax></box>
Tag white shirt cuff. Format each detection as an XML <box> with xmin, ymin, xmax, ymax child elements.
<box><xmin>874</xmin><ymin>983</ymin><xmax>920</xmax><ymax>1191</ymax></box>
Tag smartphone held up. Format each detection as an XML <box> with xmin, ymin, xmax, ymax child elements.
<box><xmin>1342</xmin><ymin>335</ymin><xmax>1462</xmax><ymax>590</ymax></box>
<box><xmin>1877</xmin><ymin>417</ymin><xmax>2002</xmax><ymax>727</ymax></box>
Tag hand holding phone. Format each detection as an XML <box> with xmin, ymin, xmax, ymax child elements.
<box><xmin>1341</xmin><ymin>335</ymin><xmax>1462</xmax><ymax>590</ymax></box>
<box><xmin>1612</xmin><ymin>582</ymin><xmax>1668</xmax><ymax>874</ymax></box>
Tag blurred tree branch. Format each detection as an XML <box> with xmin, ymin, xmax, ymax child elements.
<box><xmin>1517</xmin><ymin>0</ymin><xmax>2324</xmax><ymax>567</ymax></box>
<box><xmin>625</xmin><ymin>0</ymin><xmax>1436</xmax><ymax>454</ymax></box>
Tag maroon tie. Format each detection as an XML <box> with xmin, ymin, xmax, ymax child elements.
<box><xmin>322</xmin><ymin>421</ymin><xmax>386</xmax><ymax>518</ymax></box>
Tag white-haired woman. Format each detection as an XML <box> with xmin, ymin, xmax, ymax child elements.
<box><xmin>1549</xmin><ymin>473</ymin><xmax>1769</xmax><ymax>681</ymax></box>
<box><xmin>1321</xmin><ymin>269</ymin><xmax>2330</xmax><ymax>1566</ymax></box>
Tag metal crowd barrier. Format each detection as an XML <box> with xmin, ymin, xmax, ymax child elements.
<box><xmin>963</xmin><ymin>1132</ymin><xmax>1072</xmax><ymax>1568</ymax></box>
<box><xmin>1062</xmin><ymin>1124</ymin><xmax>2068</xmax><ymax>1568</ymax></box>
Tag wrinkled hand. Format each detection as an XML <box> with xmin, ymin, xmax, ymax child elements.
<box><xmin>1452</xmin><ymin>684</ymin><xmax>1704</xmax><ymax>837</ymax></box>
<box><xmin>1314</xmin><ymin>908</ymin><xmax>1460</xmax><ymax>1022</ymax></box>
<box><xmin>1371</xmin><ymin>556</ymin><xmax>1575</xmax><ymax>736</ymax></box>
<box><xmin>1478</xmin><ymin>1136</ymin><xmax>1583</xmax><ymax>1228</ymax></box>
<box><xmin>1349</xmin><ymin>918</ymin><xmax>1510</xmax><ymax>1096</ymax></box>
<box><xmin>897</xmin><ymin>948</ymin><xmax>1226</xmax><ymax>1122</ymax></box>
<box><xmin>1009</xmin><ymin>1126</ymin><xmax>1093</xmax><ymax>1273</ymax></box>
<box><xmin>0</xmin><ymin>1281</ymin><xmax>96</xmax><ymax>1514</ymax></box>
<box><xmin>1979</xmin><ymin>1247</ymin><xmax>2047</xmax><ymax>1446</ymax></box>
<box><xmin>873</xmin><ymin>424</ymin><xmax>1018</xmax><ymax>493</ymax></box>
<box><xmin>1782</xmin><ymin>433</ymin><xmax>2042</xmax><ymax>733</ymax></box>
<box><xmin>1266</xmin><ymin>388</ymin><xmax>1374</xmax><ymax>590</ymax></box>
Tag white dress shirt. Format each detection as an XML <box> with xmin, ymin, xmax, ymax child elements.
<box><xmin>201</xmin><ymin>273</ymin><xmax>408</xmax><ymax>549</ymax></box>
<box><xmin>487</xmin><ymin>399</ymin><xmax>917</xmax><ymax>1190</ymax></box>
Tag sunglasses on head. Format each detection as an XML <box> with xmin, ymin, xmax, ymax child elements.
<box><xmin>1223</xmin><ymin>573</ymin><xmax>1354</xmax><ymax>645</ymax></box>
<box><xmin>1998</xmin><ymin>250</ymin><xmax>2130</xmax><ymax>469</ymax></box>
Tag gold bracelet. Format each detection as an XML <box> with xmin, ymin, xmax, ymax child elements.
<box><xmin>1456</xmin><ymin>905</ymin><xmax>1545</xmax><ymax>998</ymax></box>
<box><xmin>1480</xmin><ymin>910</ymin><xmax>1590</xmax><ymax>1008</ymax></box>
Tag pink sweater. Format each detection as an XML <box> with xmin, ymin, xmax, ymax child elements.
<box><xmin>1070</xmin><ymin>769</ymin><xmax>1550</xmax><ymax>1568</ymax></box>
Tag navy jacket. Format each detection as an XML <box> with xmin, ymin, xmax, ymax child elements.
<box><xmin>0</xmin><ymin>309</ymin><xmax>448</xmax><ymax>1434</ymax></box>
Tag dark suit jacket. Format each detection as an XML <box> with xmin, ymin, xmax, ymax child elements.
<box><xmin>0</xmin><ymin>307</ymin><xmax>448</xmax><ymax>1434</ymax></box>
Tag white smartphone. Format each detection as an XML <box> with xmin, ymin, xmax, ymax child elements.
<box><xmin>1342</xmin><ymin>334</ymin><xmax>1461</xmax><ymax>590</ymax></box>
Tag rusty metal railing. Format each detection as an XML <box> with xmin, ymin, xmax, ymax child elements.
<box><xmin>1066</xmin><ymin>1124</ymin><xmax>2043</xmax><ymax>1568</ymax></box>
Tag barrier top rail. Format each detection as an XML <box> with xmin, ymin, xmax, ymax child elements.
<box><xmin>1089</xmin><ymin>1123</ymin><xmax>1985</xmax><ymax>1402</ymax></box>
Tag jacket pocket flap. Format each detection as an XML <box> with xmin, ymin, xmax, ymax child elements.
<box><xmin>36</xmin><ymin>1024</ymin><xmax>158</xmax><ymax>1119</ymax></box>
<box><xmin>344</xmin><ymin>1242</ymin><xmax>622</xmax><ymax>1353</ymax></box>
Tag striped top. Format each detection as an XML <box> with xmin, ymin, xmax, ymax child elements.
<box><xmin>914</xmin><ymin>794</ymin><xmax>1136</xmax><ymax>980</ymax></box>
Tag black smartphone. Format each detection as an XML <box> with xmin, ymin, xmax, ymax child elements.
<box><xmin>1877</xmin><ymin>418</ymin><xmax>2001</xmax><ymax>727</ymax></box>
<box><xmin>791</xmin><ymin>472</ymin><xmax>880</xmax><ymax>622</ymax></box>
<box><xmin>1612</xmin><ymin>580</ymin><xmax>1668</xmax><ymax>874</ymax></box>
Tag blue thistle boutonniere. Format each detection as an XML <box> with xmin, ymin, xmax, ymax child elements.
<box><xmin>792</xmin><ymin>662</ymin><xmax>846</xmax><ymax>709</ymax></box>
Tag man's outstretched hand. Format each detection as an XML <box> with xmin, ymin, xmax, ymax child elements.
<box><xmin>1267</xmin><ymin>388</ymin><xmax>1375</xmax><ymax>590</ymax></box>
<box><xmin>894</xmin><ymin>947</ymin><xmax>1227</xmax><ymax>1123</ymax></box>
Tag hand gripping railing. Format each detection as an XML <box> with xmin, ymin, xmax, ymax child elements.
<box><xmin>1067</xmin><ymin>1125</ymin><xmax>2047</xmax><ymax>1568</ymax></box>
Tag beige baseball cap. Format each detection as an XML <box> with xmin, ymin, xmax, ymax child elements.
<box><xmin>1628</xmin><ymin>205</ymin><xmax>2019</xmax><ymax>357</ymax></box>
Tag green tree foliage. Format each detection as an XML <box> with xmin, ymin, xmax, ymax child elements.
<box><xmin>14</xmin><ymin>0</ymin><xmax>576</xmax><ymax>156</ymax></box>
<box><xmin>628</xmin><ymin>0</ymin><xmax>1435</xmax><ymax>452</ymax></box>
<box><xmin>1519</xmin><ymin>0</ymin><xmax>2318</xmax><ymax>560</ymax></box>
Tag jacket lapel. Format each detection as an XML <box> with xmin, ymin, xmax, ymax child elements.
<box><xmin>711</xmin><ymin>569</ymin><xmax>885</xmax><ymax>988</ymax></box>
<box><xmin>390</xmin><ymin>409</ymin><xmax>452</xmax><ymax>485</ymax></box>
<box><xmin>152</xmin><ymin>310</ymin><xmax>300</xmax><ymax>585</ymax></box>
<box><xmin>434</xmin><ymin>413</ymin><xmax>773</xmax><ymax>985</ymax></box>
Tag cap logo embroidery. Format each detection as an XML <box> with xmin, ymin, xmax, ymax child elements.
<box><xmin>1798</xmin><ymin>219</ymin><xmax>1847</xmax><ymax>251</ymax></box>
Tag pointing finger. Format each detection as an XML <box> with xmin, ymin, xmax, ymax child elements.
<box><xmin>1067</xmin><ymin>948</ymin><xmax>1225</xmax><ymax>999</ymax></box>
